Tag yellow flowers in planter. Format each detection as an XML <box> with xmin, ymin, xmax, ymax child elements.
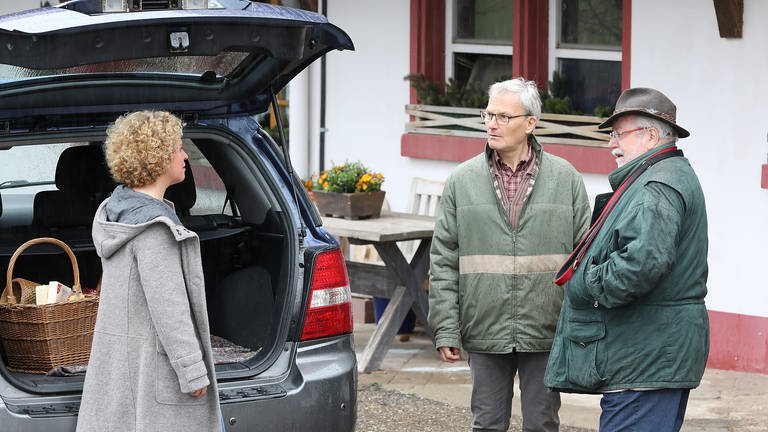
<box><xmin>304</xmin><ymin>161</ymin><xmax>384</xmax><ymax>193</ymax></box>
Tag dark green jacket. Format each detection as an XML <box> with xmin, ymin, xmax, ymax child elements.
<box><xmin>544</xmin><ymin>143</ymin><xmax>709</xmax><ymax>393</ymax></box>
<box><xmin>428</xmin><ymin>137</ymin><xmax>590</xmax><ymax>353</ymax></box>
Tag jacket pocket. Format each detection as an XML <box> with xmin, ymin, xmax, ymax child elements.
<box><xmin>565</xmin><ymin>314</ymin><xmax>607</xmax><ymax>389</ymax></box>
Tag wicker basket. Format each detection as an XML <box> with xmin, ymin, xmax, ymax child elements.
<box><xmin>0</xmin><ymin>237</ymin><xmax>99</xmax><ymax>374</ymax></box>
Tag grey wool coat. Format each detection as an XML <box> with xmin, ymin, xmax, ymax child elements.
<box><xmin>77</xmin><ymin>197</ymin><xmax>221</xmax><ymax>432</ymax></box>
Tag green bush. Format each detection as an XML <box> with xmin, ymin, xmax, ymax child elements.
<box><xmin>593</xmin><ymin>105</ymin><xmax>614</xmax><ymax>117</ymax></box>
<box><xmin>404</xmin><ymin>74</ymin><xmax>490</xmax><ymax>108</ymax></box>
<box><xmin>404</xmin><ymin>71</ymin><xmax>613</xmax><ymax>117</ymax></box>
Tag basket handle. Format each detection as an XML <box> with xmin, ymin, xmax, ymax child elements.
<box><xmin>4</xmin><ymin>237</ymin><xmax>81</xmax><ymax>305</ymax></box>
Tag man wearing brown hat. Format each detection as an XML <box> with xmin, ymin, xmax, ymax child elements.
<box><xmin>544</xmin><ymin>87</ymin><xmax>709</xmax><ymax>431</ymax></box>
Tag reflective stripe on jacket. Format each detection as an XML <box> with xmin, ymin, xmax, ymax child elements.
<box><xmin>429</xmin><ymin>137</ymin><xmax>590</xmax><ymax>353</ymax></box>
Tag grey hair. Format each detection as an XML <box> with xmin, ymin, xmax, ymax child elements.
<box><xmin>488</xmin><ymin>77</ymin><xmax>542</xmax><ymax>121</ymax></box>
<box><xmin>631</xmin><ymin>115</ymin><xmax>678</xmax><ymax>142</ymax></box>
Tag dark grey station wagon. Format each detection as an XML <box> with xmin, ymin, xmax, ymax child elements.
<box><xmin>0</xmin><ymin>1</ymin><xmax>356</xmax><ymax>430</ymax></box>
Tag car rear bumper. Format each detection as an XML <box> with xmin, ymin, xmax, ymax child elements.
<box><xmin>220</xmin><ymin>333</ymin><xmax>357</xmax><ymax>431</ymax></box>
<box><xmin>0</xmin><ymin>334</ymin><xmax>356</xmax><ymax>431</ymax></box>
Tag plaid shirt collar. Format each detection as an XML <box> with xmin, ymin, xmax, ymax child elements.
<box><xmin>493</xmin><ymin>144</ymin><xmax>533</xmax><ymax>174</ymax></box>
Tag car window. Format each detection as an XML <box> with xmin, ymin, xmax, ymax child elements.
<box><xmin>0</xmin><ymin>143</ymin><xmax>66</xmax><ymax>228</ymax></box>
<box><xmin>0</xmin><ymin>143</ymin><xmax>65</xmax><ymax>188</ymax></box>
<box><xmin>0</xmin><ymin>51</ymin><xmax>252</xmax><ymax>81</ymax></box>
<box><xmin>0</xmin><ymin>141</ymin><xmax>233</xmax><ymax>228</ymax></box>
<box><xmin>185</xmin><ymin>140</ymin><xmax>232</xmax><ymax>216</ymax></box>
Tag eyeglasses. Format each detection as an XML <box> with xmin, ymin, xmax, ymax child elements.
<box><xmin>480</xmin><ymin>111</ymin><xmax>530</xmax><ymax>125</ymax></box>
<box><xmin>608</xmin><ymin>127</ymin><xmax>648</xmax><ymax>140</ymax></box>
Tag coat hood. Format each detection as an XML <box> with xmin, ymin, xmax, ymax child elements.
<box><xmin>93</xmin><ymin>187</ymin><xmax>197</xmax><ymax>259</ymax></box>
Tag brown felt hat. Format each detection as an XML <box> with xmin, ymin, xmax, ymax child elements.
<box><xmin>599</xmin><ymin>87</ymin><xmax>690</xmax><ymax>138</ymax></box>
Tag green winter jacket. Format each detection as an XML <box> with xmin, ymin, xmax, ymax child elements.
<box><xmin>544</xmin><ymin>143</ymin><xmax>710</xmax><ymax>393</ymax></box>
<box><xmin>428</xmin><ymin>137</ymin><xmax>590</xmax><ymax>353</ymax></box>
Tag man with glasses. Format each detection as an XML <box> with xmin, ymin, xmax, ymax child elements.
<box><xmin>545</xmin><ymin>88</ymin><xmax>709</xmax><ymax>432</ymax></box>
<box><xmin>429</xmin><ymin>77</ymin><xmax>590</xmax><ymax>432</ymax></box>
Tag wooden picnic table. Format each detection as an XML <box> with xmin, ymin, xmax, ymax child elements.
<box><xmin>321</xmin><ymin>212</ymin><xmax>435</xmax><ymax>373</ymax></box>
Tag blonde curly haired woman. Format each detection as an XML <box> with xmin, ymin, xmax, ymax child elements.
<box><xmin>77</xmin><ymin>111</ymin><xmax>224</xmax><ymax>432</ymax></box>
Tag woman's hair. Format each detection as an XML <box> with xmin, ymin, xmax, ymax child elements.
<box><xmin>104</xmin><ymin>110</ymin><xmax>183</xmax><ymax>188</ymax></box>
<box><xmin>488</xmin><ymin>77</ymin><xmax>542</xmax><ymax>121</ymax></box>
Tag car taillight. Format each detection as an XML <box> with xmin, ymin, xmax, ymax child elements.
<box><xmin>300</xmin><ymin>249</ymin><xmax>353</xmax><ymax>341</ymax></box>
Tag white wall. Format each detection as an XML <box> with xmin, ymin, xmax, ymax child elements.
<box><xmin>0</xmin><ymin>1</ymin><xmax>42</xmax><ymax>14</ymax></box>
<box><xmin>320</xmin><ymin>1</ymin><xmax>768</xmax><ymax>318</ymax></box>
<box><xmin>322</xmin><ymin>0</ymin><xmax>608</xmax><ymax>212</ymax></box>
<box><xmin>632</xmin><ymin>0</ymin><xmax>768</xmax><ymax>317</ymax></box>
<box><xmin>324</xmin><ymin>0</ymin><xmax>457</xmax><ymax>212</ymax></box>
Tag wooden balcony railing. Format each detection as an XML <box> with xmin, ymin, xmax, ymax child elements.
<box><xmin>405</xmin><ymin>104</ymin><xmax>611</xmax><ymax>148</ymax></box>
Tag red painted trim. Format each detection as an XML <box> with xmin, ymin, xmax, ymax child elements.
<box><xmin>513</xmin><ymin>0</ymin><xmax>549</xmax><ymax>89</ymax></box>
<box><xmin>761</xmin><ymin>164</ymin><xmax>768</xmax><ymax>189</ymax></box>
<box><xmin>512</xmin><ymin>1</ymin><xmax>523</xmax><ymax>77</ymax></box>
<box><xmin>409</xmin><ymin>0</ymin><xmax>445</xmax><ymax>103</ymax></box>
<box><xmin>409</xmin><ymin>0</ymin><xmax>419</xmax><ymax>104</ymax></box>
<box><xmin>543</xmin><ymin>143</ymin><xmax>616</xmax><ymax>174</ymax></box>
<box><xmin>707</xmin><ymin>310</ymin><xmax>768</xmax><ymax>374</ymax></box>
<box><xmin>401</xmin><ymin>133</ymin><xmax>616</xmax><ymax>174</ymax></box>
<box><xmin>425</xmin><ymin>1</ymin><xmax>445</xmax><ymax>83</ymax></box>
<box><xmin>621</xmin><ymin>0</ymin><xmax>632</xmax><ymax>90</ymax></box>
<box><xmin>401</xmin><ymin>133</ymin><xmax>484</xmax><ymax>162</ymax></box>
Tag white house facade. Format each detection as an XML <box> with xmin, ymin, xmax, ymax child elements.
<box><xmin>289</xmin><ymin>0</ymin><xmax>768</xmax><ymax>374</ymax></box>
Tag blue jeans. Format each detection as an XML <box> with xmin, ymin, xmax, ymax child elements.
<box><xmin>600</xmin><ymin>389</ymin><xmax>690</xmax><ymax>432</ymax></box>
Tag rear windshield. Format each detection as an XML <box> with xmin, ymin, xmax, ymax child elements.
<box><xmin>0</xmin><ymin>51</ymin><xmax>251</xmax><ymax>80</ymax></box>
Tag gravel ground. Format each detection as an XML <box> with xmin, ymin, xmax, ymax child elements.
<box><xmin>357</xmin><ymin>383</ymin><xmax>595</xmax><ymax>432</ymax></box>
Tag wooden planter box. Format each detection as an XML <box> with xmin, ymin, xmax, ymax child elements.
<box><xmin>314</xmin><ymin>190</ymin><xmax>386</xmax><ymax>220</ymax></box>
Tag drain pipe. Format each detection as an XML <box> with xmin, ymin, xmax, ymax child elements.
<box><xmin>319</xmin><ymin>0</ymin><xmax>328</xmax><ymax>173</ymax></box>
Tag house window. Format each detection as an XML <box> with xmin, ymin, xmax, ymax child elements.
<box><xmin>548</xmin><ymin>0</ymin><xmax>622</xmax><ymax>115</ymax></box>
<box><xmin>446</xmin><ymin>0</ymin><xmax>513</xmax><ymax>93</ymax></box>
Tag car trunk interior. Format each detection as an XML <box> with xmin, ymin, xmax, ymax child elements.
<box><xmin>0</xmin><ymin>130</ymin><xmax>294</xmax><ymax>392</ymax></box>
